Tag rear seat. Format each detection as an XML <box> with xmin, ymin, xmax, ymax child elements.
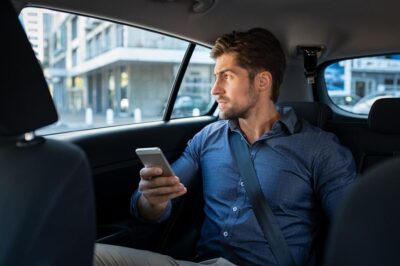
<box><xmin>363</xmin><ymin>98</ymin><xmax>400</xmax><ymax>170</ymax></box>
<box><xmin>278</xmin><ymin>101</ymin><xmax>333</xmax><ymax>129</ymax></box>
<box><xmin>326</xmin><ymin>156</ymin><xmax>400</xmax><ymax>266</ymax></box>
<box><xmin>328</xmin><ymin>98</ymin><xmax>400</xmax><ymax>173</ymax></box>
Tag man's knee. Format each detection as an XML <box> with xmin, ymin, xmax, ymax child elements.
<box><xmin>93</xmin><ymin>243</ymin><xmax>179</xmax><ymax>266</ymax></box>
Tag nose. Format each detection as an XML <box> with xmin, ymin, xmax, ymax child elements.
<box><xmin>211</xmin><ymin>78</ymin><xmax>223</xmax><ymax>96</ymax></box>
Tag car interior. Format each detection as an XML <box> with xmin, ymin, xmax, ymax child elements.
<box><xmin>2</xmin><ymin>0</ymin><xmax>400</xmax><ymax>264</ymax></box>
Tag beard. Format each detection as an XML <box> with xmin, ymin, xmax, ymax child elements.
<box><xmin>218</xmin><ymin>84</ymin><xmax>257</xmax><ymax>120</ymax></box>
<box><xmin>219</xmin><ymin>105</ymin><xmax>250</xmax><ymax>120</ymax></box>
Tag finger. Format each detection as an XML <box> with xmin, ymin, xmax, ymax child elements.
<box><xmin>139</xmin><ymin>167</ymin><xmax>163</xmax><ymax>180</ymax></box>
<box><xmin>143</xmin><ymin>187</ymin><xmax>187</xmax><ymax>205</ymax></box>
<box><xmin>140</xmin><ymin>176</ymin><xmax>180</xmax><ymax>190</ymax></box>
<box><xmin>140</xmin><ymin>182</ymin><xmax>184</xmax><ymax>195</ymax></box>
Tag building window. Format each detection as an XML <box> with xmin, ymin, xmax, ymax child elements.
<box><xmin>53</xmin><ymin>58</ymin><xmax>66</xmax><ymax>69</ymax></box>
<box><xmin>71</xmin><ymin>16</ymin><xmax>78</xmax><ymax>40</ymax></box>
<box><xmin>95</xmin><ymin>33</ymin><xmax>101</xmax><ymax>56</ymax></box>
<box><xmin>72</xmin><ymin>48</ymin><xmax>78</xmax><ymax>67</ymax></box>
<box><xmin>86</xmin><ymin>39</ymin><xmax>92</xmax><ymax>59</ymax></box>
<box><xmin>104</xmin><ymin>27</ymin><xmax>111</xmax><ymax>52</ymax></box>
<box><xmin>116</xmin><ymin>25</ymin><xmax>124</xmax><ymax>47</ymax></box>
<box><xmin>54</xmin><ymin>23</ymin><xmax>67</xmax><ymax>54</ymax></box>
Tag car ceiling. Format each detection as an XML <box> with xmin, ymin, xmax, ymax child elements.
<box><xmin>14</xmin><ymin>0</ymin><xmax>400</xmax><ymax>63</ymax></box>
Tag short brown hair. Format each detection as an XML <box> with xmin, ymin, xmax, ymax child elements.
<box><xmin>211</xmin><ymin>28</ymin><xmax>286</xmax><ymax>102</ymax></box>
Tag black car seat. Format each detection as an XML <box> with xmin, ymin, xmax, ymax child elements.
<box><xmin>0</xmin><ymin>1</ymin><xmax>96</xmax><ymax>265</ymax></box>
<box><xmin>325</xmin><ymin>156</ymin><xmax>400</xmax><ymax>266</ymax></box>
<box><xmin>327</xmin><ymin>98</ymin><xmax>400</xmax><ymax>174</ymax></box>
<box><xmin>359</xmin><ymin>97</ymin><xmax>400</xmax><ymax>171</ymax></box>
<box><xmin>278</xmin><ymin>101</ymin><xmax>333</xmax><ymax>129</ymax></box>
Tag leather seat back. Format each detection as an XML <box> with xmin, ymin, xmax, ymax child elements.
<box><xmin>326</xmin><ymin>156</ymin><xmax>400</xmax><ymax>265</ymax></box>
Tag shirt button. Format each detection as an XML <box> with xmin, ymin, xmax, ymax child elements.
<box><xmin>232</xmin><ymin>206</ymin><xmax>238</xmax><ymax>212</ymax></box>
<box><xmin>223</xmin><ymin>231</ymin><xmax>229</xmax><ymax>237</ymax></box>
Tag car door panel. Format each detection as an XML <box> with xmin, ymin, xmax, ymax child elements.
<box><xmin>49</xmin><ymin>116</ymin><xmax>216</xmax><ymax>224</ymax></box>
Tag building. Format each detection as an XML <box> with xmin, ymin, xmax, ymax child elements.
<box><xmin>20</xmin><ymin>8</ymin><xmax>53</xmax><ymax>65</ymax></box>
<box><xmin>327</xmin><ymin>55</ymin><xmax>400</xmax><ymax>98</ymax></box>
<box><xmin>38</xmin><ymin>12</ymin><xmax>214</xmax><ymax>120</ymax></box>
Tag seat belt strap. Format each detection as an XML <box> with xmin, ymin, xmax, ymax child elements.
<box><xmin>297</xmin><ymin>45</ymin><xmax>325</xmax><ymax>98</ymax></box>
<box><xmin>229</xmin><ymin>132</ymin><xmax>296</xmax><ymax>266</ymax></box>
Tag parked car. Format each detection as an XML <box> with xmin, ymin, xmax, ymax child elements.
<box><xmin>172</xmin><ymin>95</ymin><xmax>210</xmax><ymax>118</ymax></box>
<box><xmin>3</xmin><ymin>0</ymin><xmax>400</xmax><ymax>265</ymax></box>
<box><xmin>330</xmin><ymin>94</ymin><xmax>361</xmax><ymax>112</ymax></box>
<box><xmin>352</xmin><ymin>92</ymin><xmax>400</xmax><ymax>114</ymax></box>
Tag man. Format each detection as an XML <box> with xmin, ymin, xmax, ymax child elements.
<box><xmin>94</xmin><ymin>28</ymin><xmax>357</xmax><ymax>266</ymax></box>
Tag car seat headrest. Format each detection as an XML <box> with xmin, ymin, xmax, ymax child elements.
<box><xmin>368</xmin><ymin>98</ymin><xmax>400</xmax><ymax>133</ymax></box>
<box><xmin>0</xmin><ymin>0</ymin><xmax>58</xmax><ymax>137</ymax></box>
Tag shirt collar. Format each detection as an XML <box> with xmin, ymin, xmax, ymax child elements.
<box><xmin>228</xmin><ymin>106</ymin><xmax>300</xmax><ymax>135</ymax></box>
<box><xmin>277</xmin><ymin>106</ymin><xmax>299</xmax><ymax>134</ymax></box>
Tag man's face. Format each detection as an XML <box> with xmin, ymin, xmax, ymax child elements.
<box><xmin>211</xmin><ymin>53</ymin><xmax>258</xmax><ymax>120</ymax></box>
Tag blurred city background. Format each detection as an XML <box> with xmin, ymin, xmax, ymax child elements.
<box><xmin>20</xmin><ymin>8</ymin><xmax>215</xmax><ymax>134</ymax></box>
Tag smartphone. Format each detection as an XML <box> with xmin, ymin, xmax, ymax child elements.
<box><xmin>135</xmin><ymin>147</ymin><xmax>175</xmax><ymax>176</ymax></box>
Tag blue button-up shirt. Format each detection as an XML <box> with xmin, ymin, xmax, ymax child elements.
<box><xmin>132</xmin><ymin>107</ymin><xmax>357</xmax><ymax>266</ymax></box>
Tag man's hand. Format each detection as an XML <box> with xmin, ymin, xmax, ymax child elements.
<box><xmin>137</xmin><ymin>166</ymin><xmax>187</xmax><ymax>220</ymax></box>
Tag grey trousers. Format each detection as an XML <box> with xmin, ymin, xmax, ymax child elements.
<box><xmin>93</xmin><ymin>244</ymin><xmax>236</xmax><ymax>266</ymax></box>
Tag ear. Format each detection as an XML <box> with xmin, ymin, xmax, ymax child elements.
<box><xmin>256</xmin><ymin>71</ymin><xmax>273</xmax><ymax>92</ymax></box>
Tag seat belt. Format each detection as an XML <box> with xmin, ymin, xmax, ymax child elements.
<box><xmin>229</xmin><ymin>131</ymin><xmax>296</xmax><ymax>266</ymax></box>
<box><xmin>297</xmin><ymin>45</ymin><xmax>325</xmax><ymax>98</ymax></box>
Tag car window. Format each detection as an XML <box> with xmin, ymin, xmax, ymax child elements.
<box><xmin>20</xmin><ymin>7</ymin><xmax>189</xmax><ymax>134</ymax></box>
<box><xmin>324</xmin><ymin>54</ymin><xmax>400</xmax><ymax>115</ymax></box>
<box><xmin>171</xmin><ymin>46</ymin><xmax>215</xmax><ymax>119</ymax></box>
